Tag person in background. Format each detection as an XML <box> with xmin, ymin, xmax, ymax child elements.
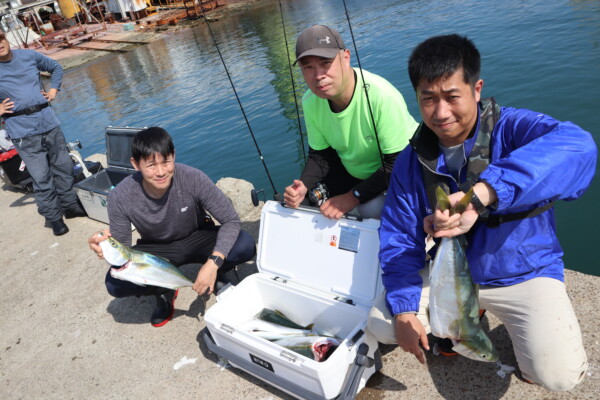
<box><xmin>373</xmin><ymin>33</ymin><xmax>595</xmax><ymax>391</ymax></box>
<box><xmin>88</xmin><ymin>127</ymin><xmax>256</xmax><ymax>327</ymax></box>
<box><xmin>283</xmin><ymin>25</ymin><xmax>418</xmax><ymax>219</ymax></box>
<box><xmin>0</xmin><ymin>32</ymin><xmax>86</xmax><ymax>236</ymax></box>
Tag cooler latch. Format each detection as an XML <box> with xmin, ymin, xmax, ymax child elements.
<box><xmin>271</xmin><ymin>276</ymin><xmax>288</xmax><ymax>284</ymax></box>
<box><xmin>219</xmin><ymin>323</ymin><xmax>234</xmax><ymax>335</ymax></box>
<box><xmin>334</xmin><ymin>296</ymin><xmax>354</xmax><ymax>306</ymax></box>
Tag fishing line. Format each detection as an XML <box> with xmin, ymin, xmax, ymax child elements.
<box><xmin>341</xmin><ymin>0</ymin><xmax>389</xmax><ymax>188</ymax></box>
<box><xmin>278</xmin><ymin>0</ymin><xmax>306</xmax><ymax>162</ymax></box>
<box><xmin>198</xmin><ymin>6</ymin><xmax>280</xmax><ymax>201</ymax></box>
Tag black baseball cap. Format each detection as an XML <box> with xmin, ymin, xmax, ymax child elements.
<box><xmin>294</xmin><ymin>25</ymin><xmax>345</xmax><ymax>65</ymax></box>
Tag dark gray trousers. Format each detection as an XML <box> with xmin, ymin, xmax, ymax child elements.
<box><xmin>12</xmin><ymin>126</ymin><xmax>79</xmax><ymax>222</ymax></box>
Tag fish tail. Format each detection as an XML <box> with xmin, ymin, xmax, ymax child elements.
<box><xmin>453</xmin><ymin>188</ymin><xmax>474</xmax><ymax>214</ymax></box>
<box><xmin>435</xmin><ymin>186</ymin><xmax>451</xmax><ymax>212</ymax></box>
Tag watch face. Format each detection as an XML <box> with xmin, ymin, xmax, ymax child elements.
<box><xmin>353</xmin><ymin>190</ymin><xmax>360</xmax><ymax>199</ymax></box>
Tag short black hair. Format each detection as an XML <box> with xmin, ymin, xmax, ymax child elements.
<box><xmin>408</xmin><ymin>34</ymin><xmax>480</xmax><ymax>91</ymax></box>
<box><xmin>131</xmin><ymin>127</ymin><xmax>175</xmax><ymax>163</ymax></box>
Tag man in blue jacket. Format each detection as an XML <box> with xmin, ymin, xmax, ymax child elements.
<box><xmin>0</xmin><ymin>33</ymin><xmax>86</xmax><ymax>236</ymax></box>
<box><xmin>374</xmin><ymin>34</ymin><xmax>596</xmax><ymax>391</ymax></box>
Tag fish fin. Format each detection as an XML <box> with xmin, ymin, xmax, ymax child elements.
<box><xmin>435</xmin><ymin>186</ymin><xmax>451</xmax><ymax>213</ymax></box>
<box><xmin>305</xmin><ymin>323</ymin><xmax>315</xmax><ymax>330</ymax></box>
<box><xmin>453</xmin><ymin>188</ymin><xmax>474</xmax><ymax>214</ymax></box>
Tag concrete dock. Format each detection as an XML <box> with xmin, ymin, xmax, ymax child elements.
<box><xmin>0</xmin><ymin>172</ymin><xmax>598</xmax><ymax>399</ymax></box>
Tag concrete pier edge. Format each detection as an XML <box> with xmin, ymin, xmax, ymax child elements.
<box><xmin>0</xmin><ymin>152</ymin><xmax>598</xmax><ymax>399</ymax></box>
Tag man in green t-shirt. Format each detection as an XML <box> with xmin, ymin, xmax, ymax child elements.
<box><xmin>283</xmin><ymin>25</ymin><xmax>418</xmax><ymax>219</ymax></box>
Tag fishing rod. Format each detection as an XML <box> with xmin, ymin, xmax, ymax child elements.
<box><xmin>278</xmin><ymin>0</ymin><xmax>306</xmax><ymax>162</ymax></box>
<box><xmin>198</xmin><ymin>6</ymin><xmax>281</xmax><ymax>203</ymax></box>
<box><xmin>341</xmin><ymin>0</ymin><xmax>389</xmax><ymax>188</ymax></box>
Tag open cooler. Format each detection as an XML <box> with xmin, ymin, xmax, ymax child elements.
<box><xmin>74</xmin><ymin>127</ymin><xmax>143</xmax><ymax>224</ymax></box>
<box><xmin>204</xmin><ymin>201</ymin><xmax>384</xmax><ymax>400</ymax></box>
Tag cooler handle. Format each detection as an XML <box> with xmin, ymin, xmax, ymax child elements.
<box><xmin>337</xmin><ymin>343</ymin><xmax>374</xmax><ymax>400</ymax></box>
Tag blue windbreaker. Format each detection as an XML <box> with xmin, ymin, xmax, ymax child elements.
<box><xmin>379</xmin><ymin>105</ymin><xmax>597</xmax><ymax>316</ymax></box>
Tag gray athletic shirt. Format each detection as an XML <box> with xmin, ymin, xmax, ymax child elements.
<box><xmin>107</xmin><ymin>163</ymin><xmax>241</xmax><ymax>256</ymax></box>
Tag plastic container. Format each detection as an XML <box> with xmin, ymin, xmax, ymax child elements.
<box><xmin>204</xmin><ymin>201</ymin><xmax>383</xmax><ymax>399</ymax></box>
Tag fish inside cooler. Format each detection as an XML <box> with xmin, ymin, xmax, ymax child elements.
<box><xmin>204</xmin><ymin>202</ymin><xmax>382</xmax><ymax>399</ymax></box>
<box><xmin>208</xmin><ymin>272</ymin><xmax>367</xmax><ymax>363</ymax></box>
<box><xmin>205</xmin><ymin>273</ymin><xmax>370</xmax><ymax>399</ymax></box>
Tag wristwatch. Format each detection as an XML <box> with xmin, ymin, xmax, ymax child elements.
<box><xmin>352</xmin><ymin>188</ymin><xmax>361</xmax><ymax>200</ymax></box>
<box><xmin>470</xmin><ymin>190</ymin><xmax>488</xmax><ymax>215</ymax></box>
<box><xmin>208</xmin><ymin>255</ymin><xmax>225</xmax><ymax>268</ymax></box>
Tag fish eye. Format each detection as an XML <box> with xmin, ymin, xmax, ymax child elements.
<box><xmin>482</xmin><ymin>354</ymin><xmax>487</xmax><ymax>358</ymax></box>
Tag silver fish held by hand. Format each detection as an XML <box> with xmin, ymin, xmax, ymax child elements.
<box><xmin>99</xmin><ymin>235</ymin><xmax>193</xmax><ymax>290</ymax></box>
<box><xmin>428</xmin><ymin>187</ymin><xmax>499</xmax><ymax>362</ymax></box>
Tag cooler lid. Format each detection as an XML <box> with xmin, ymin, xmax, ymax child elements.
<box><xmin>105</xmin><ymin>126</ymin><xmax>145</xmax><ymax>169</ymax></box>
<box><xmin>256</xmin><ymin>201</ymin><xmax>383</xmax><ymax>307</ymax></box>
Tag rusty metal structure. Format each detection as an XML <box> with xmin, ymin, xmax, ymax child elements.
<box><xmin>0</xmin><ymin>0</ymin><xmax>224</xmax><ymax>53</ymax></box>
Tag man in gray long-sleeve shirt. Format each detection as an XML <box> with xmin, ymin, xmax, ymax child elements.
<box><xmin>88</xmin><ymin>127</ymin><xmax>256</xmax><ymax>327</ymax></box>
<box><xmin>0</xmin><ymin>33</ymin><xmax>86</xmax><ymax>236</ymax></box>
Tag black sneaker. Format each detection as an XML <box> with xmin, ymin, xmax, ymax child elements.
<box><xmin>64</xmin><ymin>204</ymin><xmax>87</xmax><ymax>219</ymax></box>
<box><xmin>437</xmin><ymin>338</ymin><xmax>459</xmax><ymax>357</ymax></box>
<box><xmin>151</xmin><ymin>289</ymin><xmax>178</xmax><ymax>327</ymax></box>
<box><xmin>51</xmin><ymin>218</ymin><xmax>69</xmax><ymax>236</ymax></box>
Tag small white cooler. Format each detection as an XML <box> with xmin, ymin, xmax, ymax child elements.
<box><xmin>204</xmin><ymin>201</ymin><xmax>384</xmax><ymax>399</ymax></box>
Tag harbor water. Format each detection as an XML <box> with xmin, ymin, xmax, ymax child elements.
<box><xmin>53</xmin><ymin>0</ymin><xmax>599</xmax><ymax>275</ymax></box>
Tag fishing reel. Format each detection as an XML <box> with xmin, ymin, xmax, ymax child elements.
<box><xmin>308</xmin><ymin>182</ymin><xmax>329</xmax><ymax>206</ymax></box>
<box><xmin>251</xmin><ymin>189</ymin><xmax>264</xmax><ymax>207</ymax></box>
<box><xmin>251</xmin><ymin>188</ymin><xmax>282</xmax><ymax>207</ymax></box>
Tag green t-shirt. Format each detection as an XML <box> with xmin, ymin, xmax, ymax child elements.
<box><xmin>302</xmin><ymin>68</ymin><xmax>418</xmax><ymax>180</ymax></box>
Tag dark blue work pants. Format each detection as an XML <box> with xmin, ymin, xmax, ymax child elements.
<box><xmin>105</xmin><ymin>227</ymin><xmax>256</xmax><ymax>298</ymax></box>
<box><xmin>12</xmin><ymin>126</ymin><xmax>78</xmax><ymax>222</ymax></box>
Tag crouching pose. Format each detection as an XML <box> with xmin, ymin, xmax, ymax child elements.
<box><xmin>88</xmin><ymin>127</ymin><xmax>255</xmax><ymax>327</ymax></box>
<box><xmin>372</xmin><ymin>34</ymin><xmax>596</xmax><ymax>391</ymax></box>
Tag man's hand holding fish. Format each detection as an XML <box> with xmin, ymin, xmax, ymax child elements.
<box><xmin>88</xmin><ymin>230</ymin><xmax>112</xmax><ymax>260</ymax></box>
<box><xmin>424</xmin><ymin>182</ymin><xmax>497</xmax><ymax>238</ymax></box>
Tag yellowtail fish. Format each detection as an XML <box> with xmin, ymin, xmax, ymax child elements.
<box><xmin>428</xmin><ymin>187</ymin><xmax>499</xmax><ymax>362</ymax></box>
<box><xmin>99</xmin><ymin>234</ymin><xmax>193</xmax><ymax>290</ymax></box>
<box><xmin>256</xmin><ymin>309</ymin><xmax>315</xmax><ymax>330</ymax></box>
<box><xmin>272</xmin><ymin>336</ymin><xmax>341</xmax><ymax>362</ymax></box>
<box><xmin>243</xmin><ymin>308</ymin><xmax>341</xmax><ymax>362</ymax></box>
<box><xmin>241</xmin><ymin>319</ymin><xmax>319</xmax><ymax>341</ymax></box>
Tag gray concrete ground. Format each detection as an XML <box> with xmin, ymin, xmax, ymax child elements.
<box><xmin>0</xmin><ymin>166</ymin><xmax>598</xmax><ymax>399</ymax></box>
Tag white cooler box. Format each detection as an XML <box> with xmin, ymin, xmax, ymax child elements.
<box><xmin>204</xmin><ymin>201</ymin><xmax>384</xmax><ymax>400</ymax></box>
<box><xmin>74</xmin><ymin>127</ymin><xmax>143</xmax><ymax>224</ymax></box>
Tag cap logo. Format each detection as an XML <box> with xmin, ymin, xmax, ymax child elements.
<box><xmin>318</xmin><ymin>36</ymin><xmax>331</xmax><ymax>45</ymax></box>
